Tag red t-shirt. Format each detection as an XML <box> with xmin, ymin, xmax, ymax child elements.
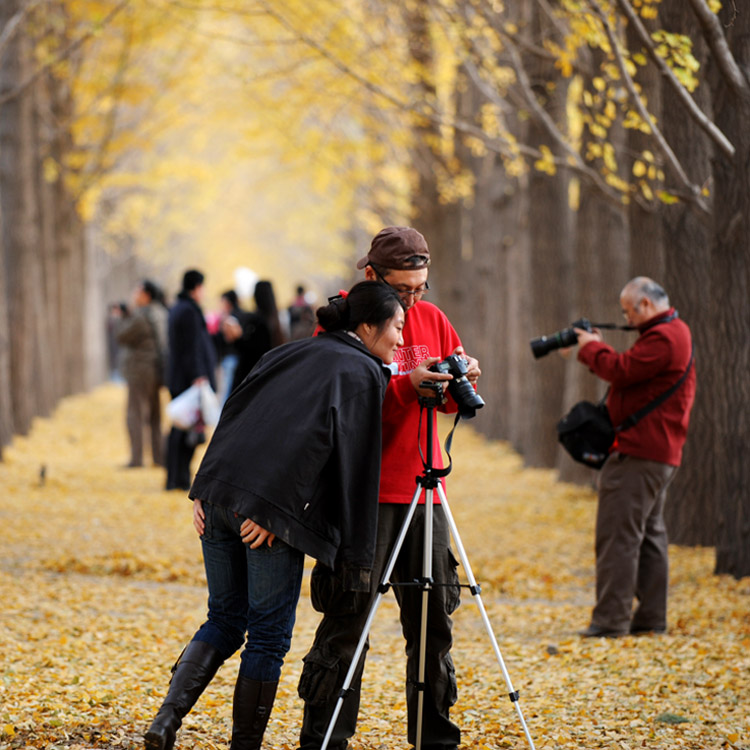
<box><xmin>577</xmin><ymin>309</ymin><xmax>696</xmax><ymax>466</ymax></box>
<box><xmin>378</xmin><ymin>300</ymin><xmax>462</xmax><ymax>503</ymax></box>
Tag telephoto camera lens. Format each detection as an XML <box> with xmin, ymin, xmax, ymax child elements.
<box><xmin>530</xmin><ymin>318</ymin><xmax>592</xmax><ymax>359</ymax></box>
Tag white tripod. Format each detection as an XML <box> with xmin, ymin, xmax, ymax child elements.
<box><xmin>319</xmin><ymin>384</ymin><xmax>537</xmax><ymax>750</ymax></box>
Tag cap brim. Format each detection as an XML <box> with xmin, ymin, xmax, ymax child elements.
<box><xmin>355</xmin><ymin>255</ymin><xmax>370</xmax><ymax>269</ymax></box>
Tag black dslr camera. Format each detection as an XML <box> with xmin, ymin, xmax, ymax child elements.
<box><xmin>530</xmin><ymin>318</ymin><xmax>592</xmax><ymax>359</ymax></box>
<box><xmin>429</xmin><ymin>354</ymin><xmax>485</xmax><ymax>419</ymax></box>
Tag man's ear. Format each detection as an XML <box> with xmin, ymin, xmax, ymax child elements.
<box><xmin>363</xmin><ymin>266</ymin><xmax>377</xmax><ymax>282</ymax></box>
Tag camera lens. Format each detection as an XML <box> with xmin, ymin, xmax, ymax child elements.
<box><xmin>530</xmin><ymin>327</ymin><xmax>578</xmax><ymax>358</ymax></box>
<box><xmin>448</xmin><ymin>376</ymin><xmax>485</xmax><ymax>419</ymax></box>
<box><xmin>428</xmin><ymin>355</ymin><xmax>485</xmax><ymax>419</ymax></box>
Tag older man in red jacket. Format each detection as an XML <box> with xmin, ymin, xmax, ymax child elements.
<box><xmin>574</xmin><ymin>277</ymin><xmax>696</xmax><ymax>637</ymax></box>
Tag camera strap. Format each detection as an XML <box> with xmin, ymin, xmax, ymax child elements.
<box><xmin>615</xmin><ymin>342</ymin><xmax>694</xmax><ymax>432</ymax></box>
<box><xmin>591</xmin><ymin>323</ymin><xmax>636</xmax><ymax>331</ymax></box>
<box><xmin>592</xmin><ymin>309</ymin><xmax>678</xmax><ymax>332</ymax></box>
<box><xmin>417</xmin><ymin>406</ymin><xmax>460</xmax><ymax>479</ymax></box>
<box><xmin>419</xmin><ymin>407</ymin><xmax>461</xmax><ymax>478</ymax></box>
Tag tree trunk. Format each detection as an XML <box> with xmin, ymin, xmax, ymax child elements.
<box><xmin>521</xmin><ymin>13</ymin><xmax>575</xmax><ymax>466</ymax></box>
<box><xmin>400</xmin><ymin>3</ymin><xmax>465</xmax><ymax>330</ymax></box>
<box><xmin>708</xmin><ymin>6</ymin><xmax>750</xmax><ymax>578</ymax></box>
<box><xmin>626</xmin><ymin>18</ymin><xmax>665</xmax><ymax>280</ymax></box>
<box><xmin>49</xmin><ymin>6</ymin><xmax>87</xmax><ymax>397</ymax></box>
<box><xmin>33</xmin><ymin>63</ymin><xmax>61</xmax><ymax>415</ymax></box>
<box><xmin>439</xmin><ymin>64</ymin><xmax>531</xmax><ymax>444</ymax></box>
<box><xmin>0</xmin><ymin>226</ymin><xmax>10</xmax><ymax>457</ymax></box>
<box><xmin>658</xmin><ymin>0</ymin><xmax>717</xmax><ymax>546</ymax></box>
<box><xmin>0</xmin><ymin>0</ymin><xmax>42</xmax><ymax>436</ymax></box>
<box><xmin>557</xmin><ymin>178</ymin><xmax>630</xmax><ymax>483</ymax></box>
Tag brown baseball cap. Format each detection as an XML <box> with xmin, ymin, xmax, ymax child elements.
<box><xmin>356</xmin><ymin>226</ymin><xmax>431</xmax><ymax>270</ymax></box>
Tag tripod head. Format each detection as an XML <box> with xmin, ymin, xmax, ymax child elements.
<box><xmin>417</xmin><ymin>380</ymin><xmax>446</xmax><ymax>409</ymax></box>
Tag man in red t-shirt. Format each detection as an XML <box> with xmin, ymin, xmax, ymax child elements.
<box><xmin>297</xmin><ymin>227</ymin><xmax>481</xmax><ymax>750</ymax></box>
<box><xmin>574</xmin><ymin>277</ymin><xmax>696</xmax><ymax>638</ymax></box>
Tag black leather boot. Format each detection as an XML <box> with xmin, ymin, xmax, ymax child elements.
<box><xmin>144</xmin><ymin>640</ymin><xmax>224</xmax><ymax>750</ymax></box>
<box><xmin>229</xmin><ymin>676</ymin><xmax>278</xmax><ymax>750</ymax></box>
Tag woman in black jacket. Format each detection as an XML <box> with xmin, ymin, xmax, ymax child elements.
<box><xmin>145</xmin><ymin>281</ymin><xmax>405</xmax><ymax>750</ymax></box>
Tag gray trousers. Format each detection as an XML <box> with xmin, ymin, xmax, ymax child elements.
<box><xmin>298</xmin><ymin>502</ymin><xmax>461</xmax><ymax>750</ymax></box>
<box><xmin>125</xmin><ymin>374</ymin><xmax>162</xmax><ymax>467</ymax></box>
<box><xmin>591</xmin><ymin>452</ymin><xmax>677</xmax><ymax>633</ymax></box>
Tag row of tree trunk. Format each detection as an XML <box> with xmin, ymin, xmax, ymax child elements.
<box><xmin>1</xmin><ymin>1</ymin><xmax>747</xmax><ymax>577</ymax></box>
<box><xmin>408</xmin><ymin>0</ymin><xmax>749</xmax><ymax>578</ymax></box>
<box><xmin>0</xmin><ymin>2</ymin><xmax>142</xmax><ymax>459</ymax></box>
<box><xmin>0</xmin><ymin>0</ymin><xmax>84</xmax><ymax>455</ymax></box>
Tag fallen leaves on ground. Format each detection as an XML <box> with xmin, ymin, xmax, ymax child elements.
<box><xmin>1</xmin><ymin>384</ymin><xmax>748</xmax><ymax>750</ymax></box>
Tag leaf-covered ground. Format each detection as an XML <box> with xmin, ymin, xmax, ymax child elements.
<box><xmin>1</xmin><ymin>384</ymin><xmax>748</xmax><ymax>750</ymax></box>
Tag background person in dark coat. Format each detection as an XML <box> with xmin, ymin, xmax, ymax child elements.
<box><xmin>115</xmin><ymin>279</ymin><xmax>168</xmax><ymax>467</ymax></box>
<box><xmin>223</xmin><ymin>302</ymin><xmax>272</xmax><ymax>395</ymax></box>
<box><xmin>144</xmin><ymin>281</ymin><xmax>405</xmax><ymax>750</ymax></box>
<box><xmin>253</xmin><ymin>279</ymin><xmax>285</xmax><ymax>350</ymax></box>
<box><xmin>165</xmin><ymin>269</ymin><xmax>216</xmax><ymax>491</ymax></box>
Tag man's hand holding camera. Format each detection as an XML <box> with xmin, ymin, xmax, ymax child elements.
<box><xmin>574</xmin><ymin>326</ymin><xmax>603</xmax><ymax>348</ymax></box>
<box><xmin>453</xmin><ymin>346</ymin><xmax>481</xmax><ymax>384</ymax></box>
<box><xmin>410</xmin><ymin>357</ymin><xmax>453</xmax><ymax>398</ymax></box>
<box><xmin>409</xmin><ymin>347</ymin><xmax>480</xmax><ymax>399</ymax></box>
<box><xmin>409</xmin><ymin>347</ymin><xmax>484</xmax><ymax>419</ymax></box>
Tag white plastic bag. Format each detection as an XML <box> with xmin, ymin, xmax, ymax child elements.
<box><xmin>199</xmin><ymin>382</ymin><xmax>221</xmax><ymax>428</ymax></box>
<box><xmin>166</xmin><ymin>384</ymin><xmax>202</xmax><ymax>430</ymax></box>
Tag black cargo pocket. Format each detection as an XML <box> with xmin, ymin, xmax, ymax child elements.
<box><xmin>444</xmin><ymin>653</ymin><xmax>458</xmax><ymax>708</ymax></box>
<box><xmin>298</xmin><ymin>648</ymin><xmax>342</xmax><ymax>706</ymax></box>
<box><xmin>446</xmin><ymin>548</ymin><xmax>461</xmax><ymax>615</ymax></box>
<box><xmin>310</xmin><ymin>563</ymin><xmax>362</xmax><ymax>615</ymax></box>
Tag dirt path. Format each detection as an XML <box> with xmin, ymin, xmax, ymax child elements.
<box><xmin>1</xmin><ymin>384</ymin><xmax>747</xmax><ymax>749</ymax></box>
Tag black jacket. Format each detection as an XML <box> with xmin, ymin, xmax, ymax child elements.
<box><xmin>231</xmin><ymin>310</ymin><xmax>272</xmax><ymax>392</ymax></box>
<box><xmin>189</xmin><ymin>331</ymin><xmax>390</xmax><ymax>591</ymax></box>
<box><xmin>167</xmin><ymin>293</ymin><xmax>217</xmax><ymax>396</ymax></box>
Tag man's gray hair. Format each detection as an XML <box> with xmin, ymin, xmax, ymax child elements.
<box><xmin>625</xmin><ymin>276</ymin><xmax>669</xmax><ymax>306</ymax></box>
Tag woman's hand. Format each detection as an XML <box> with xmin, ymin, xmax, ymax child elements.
<box><xmin>240</xmin><ymin>519</ymin><xmax>276</xmax><ymax>549</ymax></box>
<box><xmin>193</xmin><ymin>498</ymin><xmax>205</xmax><ymax>536</ymax></box>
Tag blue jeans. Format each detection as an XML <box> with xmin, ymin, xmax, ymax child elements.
<box><xmin>220</xmin><ymin>353</ymin><xmax>239</xmax><ymax>405</ymax></box>
<box><xmin>193</xmin><ymin>501</ymin><xmax>305</xmax><ymax>681</ymax></box>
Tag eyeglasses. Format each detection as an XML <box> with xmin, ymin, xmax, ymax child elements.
<box><xmin>371</xmin><ymin>266</ymin><xmax>430</xmax><ymax>300</ymax></box>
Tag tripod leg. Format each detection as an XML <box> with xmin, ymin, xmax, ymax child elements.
<box><xmin>414</xmin><ymin>486</ymin><xmax>434</xmax><ymax>750</ymax></box>
<box><xmin>319</xmin><ymin>483</ymin><xmax>425</xmax><ymax>750</ymax></box>
<box><xmin>436</xmin><ymin>483</ymin><xmax>537</xmax><ymax>750</ymax></box>
<box><xmin>414</xmin><ymin>489</ymin><xmax>434</xmax><ymax>750</ymax></box>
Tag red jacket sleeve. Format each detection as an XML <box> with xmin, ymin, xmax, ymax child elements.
<box><xmin>578</xmin><ymin>329</ymin><xmax>672</xmax><ymax>387</ymax></box>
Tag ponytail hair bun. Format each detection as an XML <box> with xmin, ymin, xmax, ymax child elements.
<box><xmin>316</xmin><ymin>295</ymin><xmax>351</xmax><ymax>332</ymax></box>
<box><xmin>317</xmin><ymin>281</ymin><xmax>404</xmax><ymax>334</ymax></box>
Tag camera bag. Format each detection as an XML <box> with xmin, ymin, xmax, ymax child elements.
<box><xmin>557</xmin><ymin>343</ymin><xmax>694</xmax><ymax>470</ymax></box>
<box><xmin>556</xmin><ymin>400</ymin><xmax>615</xmax><ymax>469</ymax></box>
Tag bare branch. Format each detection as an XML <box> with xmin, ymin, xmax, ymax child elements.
<box><xmin>0</xmin><ymin>0</ymin><xmax>129</xmax><ymax>106</ymax></box>
<box><xmin>688</xmin><ymin>0</ymin><xmax>749</xmax><ymax>98</ymax></box>
<box><xmin>615</xmin><ymin>0</ymin><xmax>734</xmax><ymax>158</ymax></box>
<box><xmin>587</xmin><ymin>0</ymin><xmax>709</xmax><ymax>213</ymax></box>
<box><xmin>254</xmin><ymin>0</ymin><xmax>411</xmax><ymax>113</ymax></box>
<box><xmin>0</xmin><ymin>0</ymin><xmax>43</xmax><ymax>59</ymax></box>
<box><xmin>443</xmin><ymin>0</ymin><xmax>628</xmax><ymax>206</ymax></box>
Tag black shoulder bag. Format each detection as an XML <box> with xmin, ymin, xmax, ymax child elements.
<box><xmin>557</xmin><ymin>344</ymin><xmax>694</xmax><ymax>470</ymax></box>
